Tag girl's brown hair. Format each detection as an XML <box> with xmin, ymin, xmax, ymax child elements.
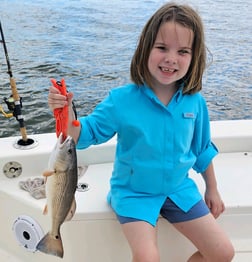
<box><xmin>130</xmin><ymin>2</ymin><xmax>206</xmax><ymax>94</ymax></box>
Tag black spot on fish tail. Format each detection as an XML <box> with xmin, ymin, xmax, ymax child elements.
<box><xmin>36</xmin><ymin>232</ymin><xmax>64</xmax><ymax>258</ymax></box>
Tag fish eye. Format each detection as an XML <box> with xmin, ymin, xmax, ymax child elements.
<box><xmin>68</xmin><ymin>149</ymin><xmax>72</xmax><ymax>154</ymax></box>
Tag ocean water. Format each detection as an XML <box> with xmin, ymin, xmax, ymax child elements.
<box><xmin>0</xmin><ymin>0</ymin><xmax>251</xmax><ymax>137</ymax></box>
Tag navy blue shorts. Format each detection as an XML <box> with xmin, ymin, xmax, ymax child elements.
<box><xmin>116</xmin><ymin>198</ymin><xmax>209</xmax><ymax>224</ymax></box>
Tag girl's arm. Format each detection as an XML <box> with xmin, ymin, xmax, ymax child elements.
<box><xmin>201</xmin><ymin>162</ymin><xmax>225</xmax><ymax>218</ymax></box>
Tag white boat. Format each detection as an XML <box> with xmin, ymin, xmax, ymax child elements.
<box><xmin>0</xmin><ymin>119</ymin><xmax>252</xmax><ymax>262</ymax></box>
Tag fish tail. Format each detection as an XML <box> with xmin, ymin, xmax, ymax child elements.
<box><xmin>36</xmin><ymin>232</ymin><xmax>63</xmax><ymax>258</ymax></box>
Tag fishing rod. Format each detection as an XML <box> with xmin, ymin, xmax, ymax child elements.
<box><xmin>0</xmin><ymin>20</ymin><xmax>28</xmax><ymax>142</ymax></box>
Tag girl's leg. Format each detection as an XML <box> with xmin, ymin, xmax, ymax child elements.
<box><xmin>173</xmin><ymin>213</ymin><xmax>234</xmax><ymax>262</ymax></box>
<box><xmin>121</xmin><ymin>221</ymin><xmax>160</xmax><ymax>262</ymax></box>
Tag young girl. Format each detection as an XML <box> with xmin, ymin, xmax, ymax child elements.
<box><xmin>48</xmin><ymin>3</ymin><xmax>234</xmax><ymax>261</ymax></box>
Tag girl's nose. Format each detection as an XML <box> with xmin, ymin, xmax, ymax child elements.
<box><xmin>164</xmin><ymin>53</ymin><xmax>177</xmax><ymax>65</ymax></box>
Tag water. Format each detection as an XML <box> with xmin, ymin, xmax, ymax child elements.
<box><xmin>0</xmin><ymin>0</ymin><xmax>251</xmax><ymax>138</ymax></box>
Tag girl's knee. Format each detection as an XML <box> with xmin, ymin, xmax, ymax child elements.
<box><xmin>219</xmin><ymin>242</ymin><xmax>235</xmax><ymax>261</ymax></box>
<box><xmin>209</xmin><ymin>241</ymin><xmax>235</xmax><ymax>262</ymax></box>
<box><xmin>133</xmin><ymin>247</ymin><xmax>160</xmax><ymax>262</ymax></box>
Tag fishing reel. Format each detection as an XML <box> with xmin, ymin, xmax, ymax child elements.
<box><xmin>1</xmin><ymin>95</ymin><xmax>23</xmax><ymax>119</ymax></box>
<box><xmin>0</xmin><ymin>96</ymin><xmax>14</xmax><ymax>118</ymax></box>
<box><xmin>4</xmin><ymin>95</ymin><xmax>15</xmax><ymax>111</ymax></box>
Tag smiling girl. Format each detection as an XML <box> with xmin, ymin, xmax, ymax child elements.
<box><xmin>48</xmin><ymin>2</ymin><xmax>234</xmax><ymax>261</ymax></box>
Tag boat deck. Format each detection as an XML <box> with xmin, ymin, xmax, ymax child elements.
<box><xmin>0</xmin><ymin>120</ymin><xmax>252</xmax><ymax>261</ymax></box>
<box><xmin>0</xmin><ymin>151</ymin><xmax>252</xmax><ymax>261</ymax></box>
<box><xmin>0</xmin><ymin>249</ymin><xmax>22</xmax><ymax>262</ymax></box>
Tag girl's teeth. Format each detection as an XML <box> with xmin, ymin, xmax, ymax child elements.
<box><xmin>162</xmin><ymin>68</ymin><xmax>174</xmax><ymax>72</ymax></box>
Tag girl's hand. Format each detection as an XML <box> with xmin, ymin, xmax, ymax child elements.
<box><xmin>48</xmin><ymin>85</ymin><xmax>73</xmax><ymax>111</ymax></box>
<box><xmin>205</xmin><ymin>188</ymin><xmax>225</xmax><ymax>219</ymax></box>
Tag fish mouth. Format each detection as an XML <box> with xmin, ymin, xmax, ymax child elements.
<box><xmin>58</xmin><ymin>133</ymin><xmax>71</xmax><ymax>147</ymax></box>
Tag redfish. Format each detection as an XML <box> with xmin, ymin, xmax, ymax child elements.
<box><xmin>36</xmin><ymin>133</ymin><xmax>78</xmax><ymax>258</ymax></box>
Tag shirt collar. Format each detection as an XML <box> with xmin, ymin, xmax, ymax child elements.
<box><xmin>142</xmin><ymin>83</ymin><xmax>184</xmax><ymax>105</ymax></box>
<box><xmin>175</xmin><ymin>84</ymin><xmax>183</xmax><ymax>103</ymax></box>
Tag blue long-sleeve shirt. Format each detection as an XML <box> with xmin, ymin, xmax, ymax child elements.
<box><xmin>77</xmin><ymin>83</ymin><xmax>218</xmax><ymax>226</ymax></box>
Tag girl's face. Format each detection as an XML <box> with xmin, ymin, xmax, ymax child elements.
<box><xmin>148</xmin><ymin>21</ymin><xmax>193</xmax><ymax>90</ymax></box>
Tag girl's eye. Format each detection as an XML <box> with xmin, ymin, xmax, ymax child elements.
<box><xmin>179</xmin><ymin>49</ymin><xmax>191</xmax><ymax>55</ymax></box>
<box><xmin>155</xmin><ymin>45</ymin><xmax>166</xmax><ymax>51</ymax></box>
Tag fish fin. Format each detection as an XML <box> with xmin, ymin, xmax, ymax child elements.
<box><xmin>43</xmin><ymin>170</ymin><xmax>55</xmax><ymax>177</ymax></box>
<box><xmin>43</xmin><ymin>204</ymin><xmax>48</xmax><ymax>215</ymax></box>
<box><xmin>65</xmin><ymin>198</ymin><xmax>76</xmax><ymax>221</ymax></box>
<box><xmin>36</xmin><ymin>232</ymin><xmax>63</xmax><ymax>258</ymax></box>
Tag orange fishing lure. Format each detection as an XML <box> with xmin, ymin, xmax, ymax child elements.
<box><xmin>51</xmin><ymin>78</ymin><xmax>80</xmax><ymax>141</ymax></box>
<box><xmin>51</xmin><ymin>78</ymin><xmax>68</xmax><ymax>140</ymax></box>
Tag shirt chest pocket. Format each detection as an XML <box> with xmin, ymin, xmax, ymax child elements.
<box><xmin>175</xmin><ymin>113</ymin><xmax>197</xmax><ymax>149</ymax></box>
<box><xmin>182</xmin><ymin>112</ymin><xmax>196</xmax><ymax>129</ymax></box>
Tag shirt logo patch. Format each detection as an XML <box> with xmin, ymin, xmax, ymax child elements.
<box><xmin>183</xmin><ymin>112</ymin><xmax>195</xmax><ymax>118</ymax></box>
